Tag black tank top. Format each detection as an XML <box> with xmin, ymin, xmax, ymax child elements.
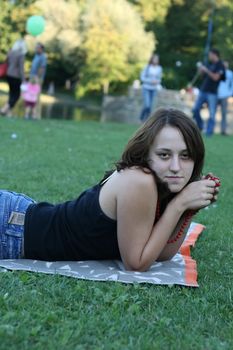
<box><xmin>24</xmin><ymin>183</ymin><xmax>120</xmax><ymax>261</ymax></box>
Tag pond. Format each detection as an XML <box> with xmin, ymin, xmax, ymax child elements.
<box><xmin>0</xmin><ymin>94</ymin><xmax>101</xmax><ymax>121</ymax></box>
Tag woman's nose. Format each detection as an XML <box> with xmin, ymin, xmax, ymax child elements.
<box><xmin>169</xmin><ymin>156</ymin><xmax>181</xmax><ymax>172</ymax></box>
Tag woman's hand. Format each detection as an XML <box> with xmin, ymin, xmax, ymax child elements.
<box><xmin>174</xmin><ymin>179</ymin><xmax>217</xmax><ymax>211</ymax></box>
<box><xmin>203</xmin><ymin>173</ymin><xmax>220</xmax><ymax>203</ymax></box>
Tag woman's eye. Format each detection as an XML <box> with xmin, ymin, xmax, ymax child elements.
<box><xmin>180</xmin><ymin>153</ymin><xmax>190</xmax><ymax>159</ymax></box>
<box><xmin>157</xmin><ymin>153</ymin><xmax>170</xmax><ymax>159</ymax></box>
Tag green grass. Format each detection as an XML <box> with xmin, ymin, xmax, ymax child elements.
<box><xmin>0</xmin><ymin>117</ymin><xmax>232</xmax><ymax>350</ymax></box>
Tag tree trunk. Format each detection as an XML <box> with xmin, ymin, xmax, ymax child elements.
<box><xmin>103</xmin><ymin>81</ymin><xmax>109</xmax><ymax>95</ymax></box>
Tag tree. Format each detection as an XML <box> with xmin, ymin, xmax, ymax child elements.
<box><xmin>130</xmin><ymin>0</ymin><xmax>233</xmax><ymax>89</ymax></box>
<box><xmin>30</xmin><ymin>0</ymin><xmax>82</xmax><ymax>85</ymax></box>
<box><xmin>2</xmin><ymin>0</ymin><xmax>232</xmax><ymax>93</ymax></box>
<box><xmin>211</xmin><ymin>0</ymin><xmax>233</xmax><ymax>62</ymax></box>
<box><xmin>79</xmin><ymin>0</ymin><xmax>155</xmax><ymax>95</ymax></box>
<box><xmin>0</xmin><ymin>0</ymin><xmax>36</xmax><ymax>62</ymax></box>
<box><xmin>128</xmin><ymin>0</ymin><xmax>172</xmax><ymax>24</ymax></box>
<box><xmin>0</xmin><ymin>2</ymin><xmax>12</xmax><ymax>61</ymax></box>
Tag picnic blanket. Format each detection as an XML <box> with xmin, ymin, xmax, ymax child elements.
<box><xmin>0</xmin><ymin>222</ymin><xmax>205</xmax><ymax>287</ymax></box>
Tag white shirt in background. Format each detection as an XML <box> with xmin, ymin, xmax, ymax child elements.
<box><xmin>218</xmin><ymin>69</ymin><xmax>233</xmax><ymax>99</ymax></box>
<box><xmin>140</xmin><ymin>64</ymin><xmax>163</xmax><ymax>91</ymax></box>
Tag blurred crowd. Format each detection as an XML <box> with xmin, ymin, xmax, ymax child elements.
<box><xmin>140</xmin><ymin>49</ymin><xmax>233</xmax><ymax>135</ymax></box>
<box><xmin>0</xmin><ymin>38</ymin><xmax>47</xmax><ymax>119</ymax></box>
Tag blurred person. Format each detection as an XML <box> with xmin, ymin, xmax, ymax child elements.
<box><xmin>21</xmin><ymin>76</ymin><xmax>41</xmax><ymax>120</ymax></box>
<box><xmin>0</xmin><ymin>39</ymin><xmax>27</xmax><ymax>117</ymax></box>
<box><xmin>139</xmin><ymin>54</ymin><xmax>162</xmax><ymax>122</ymax></box>
<box><xmin>192</xmin><ymin>48</ymin><xmax>225</xmax><ymax>136</ymax></box>
<box><xmin>30</xmin><ymin>43</ymin><xmax>47</xmax><ymax>119</ymax></box>
<box><xmin>217</xmin><ymin>61</ymin><xmax>233</xmax><ymax>135</ymax></box>
<box><xmin>30</xmin><ymin>43</ymin><xmax>47</xmax><ymax>85</ymax></box>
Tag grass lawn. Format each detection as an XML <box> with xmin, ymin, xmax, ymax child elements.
<box><xmin>0</xmin><ymin>117</ymin><xmax>232</xmax><ymax>350</ymax></box>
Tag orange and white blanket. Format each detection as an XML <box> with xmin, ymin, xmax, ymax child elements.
<box><xmin>0</xmin><ymin>222</ymin><xmax>205</xmax><ymax>287</ymax></box>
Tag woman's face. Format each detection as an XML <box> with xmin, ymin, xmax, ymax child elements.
<box><xmin>148</xmin><ymin>125</ymin><xmax>194</xmax><ymax>193</ymax></box>
<box><xmin>151</xmin><ymin>56</ymin><xmax>159</xmax><ymax>65</ymax></box>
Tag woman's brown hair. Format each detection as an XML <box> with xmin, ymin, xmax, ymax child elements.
<box><xmin>103</xmin><ymin>108</ymin><xmax>205</xmax><ymax>185</ymax></box>
<box><xmin>149</xmin><ymin>54</ymin><xmax>159</xmax><ymax>65</ymax></box>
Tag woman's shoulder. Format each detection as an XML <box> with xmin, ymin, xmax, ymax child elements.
<box><xmin>155</xmin><ymin>65</ymin><xmax>162</xmax><ymax>73</ymax></box>
<box><xmin>114</xmin><ymin>168</ymin><xmax>158</xmax><ymax>209</ymax></box>
<box><xmin>117</xmin><ymin>167</ymin><xmax>156</xmax><ymax>190</ymax></box>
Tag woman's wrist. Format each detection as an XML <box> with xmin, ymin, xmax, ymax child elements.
<box><xmin>170</xmin><ymin>194</ymin><xmax>187</xmax><ymax>214</ymax></box>
<box><xmin>167</xmin><ymin>209</ymin><xmax>196</xmax><ymax>244</ymax></box>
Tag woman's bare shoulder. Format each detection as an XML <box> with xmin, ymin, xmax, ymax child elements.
<box><xmin>116</xmin><ymin>167</ymin><xmax>157</xmax><ymax>193</ymax></box>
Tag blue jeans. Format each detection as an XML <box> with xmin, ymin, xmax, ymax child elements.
<box><xmin>0</xmin><ymin>190</ymin><xmax>35</xmax><ymax>259</ymax></box>
<box><xmin>140</xmin><ymin>88</ymin><xmax>156</xmax><ymax>121</ymax></box>
<box><xmin>218</xmin><ymin>98</ymin><xmax>228</xmax><ymax>133</ymax></box>
<box><xmin>193</xmin><ymin>91</ymin><xmax>218</xmax><ymax>135</ymax></box>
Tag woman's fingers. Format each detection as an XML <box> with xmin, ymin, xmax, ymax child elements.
<box><xmin>204</xmin><ymin>174</ymin><xmax>221</xmax><ymax>188</ymax></box>
<box><xmin>206</xmin><ymin>187</ymin><xmax>215</xmax><ymax>193</ymax></box>
<box><xmin>182</xmin><ymin>178</ymin><xmax>220</xmax><ymax>210</ymax></box>
<box><xmin>205</xmin><ymin>179</ymin><xmax>216</xmax><ymax>188</ymax></box>
<box><xmin>205</xmin><ymin>178</ymin><xmax>220</xmax><ymax>203</ymax></box>
<box><xmin>204</xmin><ymin>192</ymin><xmax>215</xmax><ymax>200</ymax></box>
<box><xmin>213</xmin><ymin>188</ymin><xmax>219</xmax><ymax>196</ymax></box>
<box><xmin>203</xmin><ymin>199</ymin><xmax>212</xmax><ymax>207</ymax></box>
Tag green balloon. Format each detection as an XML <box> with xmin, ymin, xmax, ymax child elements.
<box><xmin>26</xmin><ymin>16</ymin><xmax>45</xmax><ymax>37</ymax></box>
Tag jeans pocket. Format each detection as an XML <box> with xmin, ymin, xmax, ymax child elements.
<box><xmin>4</xmin><ymin>228</ymin><xmax>23</xmax><ymax>259</ymax></box>
<box><xmin>5</xmin><ymin>228</ymin><xmax>23</xmax><ymax>238</ymax></box>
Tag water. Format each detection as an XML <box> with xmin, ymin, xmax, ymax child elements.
<box><xmin>0</xmin><ymin>94</ymin><xmax>101</xmax><ymax>121</ymax></box>
<box><xmin>41</xmin><ymin>101</ymin><xmax>101</xmax><ymax>121</ymax></box>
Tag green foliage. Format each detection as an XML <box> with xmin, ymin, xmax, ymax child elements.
<box><xmin>10</xmin><ymin>1</ymin><xmax>38</xmax><ymax>35</ymax></box>
<box><xmin>130</xmin><ymin>0</ymin><xmax>172</xmax><ymax>23</ymax></box>
<box><xmin>0</xmin><ymin>0</ymin><xmax>37</xmax><ymax>61</ymax></box>
<box><xmin>27</xmin><ymin>0</ymin><xmax>154</xmax><ymax>92</ymax></box>
<box><xmin>212</xmin><ymin>2</ymin><xmax>233</xmax><ymax>61</ymax></box>
<box><xmin>28</xmin><ymin>0</ymin><xmax>83</xmax><ymax>85</ymax></box>
<box><xmin>141</xmin><ymin>0</ymin><xmax>233</xmax><ymax>89</ymax></box>
<box><xmin>0</xmin><ymin>117</ymin><xmax>232</xmax><ymax>349</ymax></box>
<box><xmin>160</xmin><ymin>0</ymin><xmax>209</xmax><ymax>88</ymax></box>
<box><xmin>78</xmin><ymin>0</ymin><xmax>155</xmax><ymax>95</ymax></box>
<box><xmin>0</xmin><ymin>2</ymin><xmax>12</xmax><ymax>61</ymax></box>
<box><xmin>1</xmin><ymin>0</ymin><xmax>233</xmax><ymax>92</ymax></box>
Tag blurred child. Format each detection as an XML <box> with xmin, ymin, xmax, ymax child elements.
<box><xmin>21</xmin><ymin>76</ymin><xmax>41</xmax><ymax>119</ymax></box>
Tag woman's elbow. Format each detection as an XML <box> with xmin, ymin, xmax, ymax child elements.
<box><xmin>125</xmin><ymin>264</ymin><xmax>149</xmax><ymax>272</ymax></box>
<box><xmin>123</xmin><ymin>258</ymin><xmax>151</xmax><ymax>272</ymax></box>
<box><xmin>157</xmin><ymin>253</ymin><xmax>175</xmax><ymax>262</ymax></box>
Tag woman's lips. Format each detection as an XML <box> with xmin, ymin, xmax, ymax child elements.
<box><xmin>165</xmin><ymin>176</ymin><xmax>183</xmax><ymax>182</ymax></box>
<box><xmin>165</xmin><ymin>176</ymin><xmax>183</xmax><ymax>178</ymax></box>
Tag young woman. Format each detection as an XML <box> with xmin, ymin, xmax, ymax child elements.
<box><xmin>0</xmin><ymin>39</ymin><xmax>27</xmax><ymax>117</ymax></box>
<box><xmin>140</xmin><ymin>54</ymin><xmax>163</xmax><ymax>121</ymax></box>
<box><xmin>0</xmin><ymin>108</ymin><xmax>219</xmax><ymax>271</ymax></box>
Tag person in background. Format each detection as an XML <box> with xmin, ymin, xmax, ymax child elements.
<box><xmin>29</xmin><ymin>43</ymin><xmax>47</xmax><ymax>119</ymax></box>
<box><xmin>139</xmin><ymin>54</ymin><xmax>162</xmax><ymax>122</ymax></box>
<box><xmin>30</xmin><ymin>43</ymin><xmax>47</xmax><ymax>85</ymax></box>
<box><xmin>217</xmin><ymin>61</ymin><xmax>233</xmax><ymax>135</ymax></box>
<box><xmin>0</xmin><ymin>39</ymin><xmax>27</xmax><ymax>117</ymax></box>
<box><xmin>192</xmin><ymin>48</ymin><xmax>225</xmax><ymax>136</ymax></box>
<box><xmin>21</xmin><ymin>76</ymin><xmax>41</xmax><ymax>120</ymax></box>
